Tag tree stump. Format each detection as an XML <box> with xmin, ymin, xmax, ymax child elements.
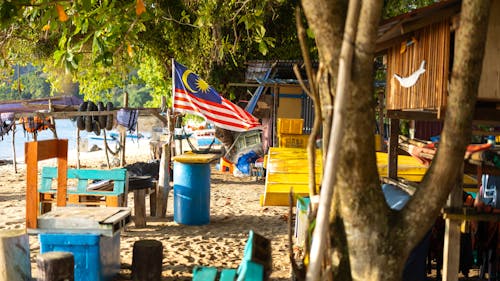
<box><xmin>37</xmin><ymin>251</ymin><xmax>74</xmax><ymax>281</ymax></box>
<box><xmin>132</xmin><ymin>240</ymin><xmax>163</xmax><ymax>281</ymax></box>
<box><xmin>0</xmin><ymin>230</ymin><xmax>32</xmax><ymax>281</ymax></box>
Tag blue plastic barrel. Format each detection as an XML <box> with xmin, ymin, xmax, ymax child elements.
<box><xmin>173</xmin><ymin>161</ymin><xmax>211</xmax><ymax>225</ymax></box>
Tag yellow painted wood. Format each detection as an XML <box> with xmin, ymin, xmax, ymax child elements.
<box><xmin>261</xmin><ymin>148</ymin><xmax>477</xmax><ymax>206</ymax></box>
<box><xmin>267</xmin><ymin>173</ymin><xmax>322</xmax><ymax>184</ymax></box>
<box><xmin>172</xmin><ymin>152</ymin><xmax>219</xmax><ymax>164</ymax></box>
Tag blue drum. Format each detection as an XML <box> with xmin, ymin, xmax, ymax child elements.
<box><xmin>173</xmin><ymin>161</ymin><xmax>211</xmax><ymax>225</ymax></box>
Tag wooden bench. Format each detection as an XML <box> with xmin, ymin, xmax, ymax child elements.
<box><xmin>39</xmin><ymin>167</ymin><xmax>128</xmax><ymax>213</ymax></box>
<box><xmin>192</xmin><ymin>230</ymin><xmax>272</xmax><ymax>281</ymax></box>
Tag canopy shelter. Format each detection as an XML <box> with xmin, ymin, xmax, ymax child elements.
<box><xmin>0</xmin><ymin>96</ymin><xmax>82</xmax><ymax>114</ymax></box>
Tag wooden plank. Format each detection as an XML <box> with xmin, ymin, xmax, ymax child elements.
<box><xmin>172</xmin><ymin>153</ymin><xmax>219</xmax><ymax>164</ymax></box>
<box><xmin>56</xmin><ymin>140</ymin><xmax>68</xmax><ymax>207</ymax></box>
<box><xmin>442</xmin><ymin>163</ymin><xmax>463</xmax><ymax>281</ymax></box>
<box><xmin>388</xmin><ymin>118</ymin><xmax>400</xmax><ymax>179</ymax></box>
<box><xmin>25</xmin><ymin>142</ymin><xmax>39</xmax><ymax>229</ymax></box>
<box><xmin>25</xmin><ymin>139</ymin><xmax>60</xmax><ymax>161</ymax></box>
<box><xmin>386</xmin><ymin>110</ymin><xmax>439</xmax><ymax>121</ymax></box>
<box><xmin>158</xmin><ymin>143</ymin><xmax>170</xmax><ymax>218</ymax></box>
<box><xmin>36</xmin><ymin>252</ymin><xmax>74</xmax><ymax>281</ymax></box>
<box><xmin>442</xmin><ymin>207</ymin><xmax>500</xmax><ymax>222</ymax></box>
<box><xmin>133</xmin><ymin>189</ymin><xmax>146</xmax><ymax>228</ymax></box>
<box><xmin>35</xmin><ymin>207</ymin><xmax>131</xmax><ymax>236</ymax></box>
<box><xmin>192</xmin><ymin>267</ymin><xmax>217</xmax><ymax>281</ymax></box>
<box><xmin>105</xmin><ymin>196</ymin><xmax>119</xmax><ymax>207</ymax></box>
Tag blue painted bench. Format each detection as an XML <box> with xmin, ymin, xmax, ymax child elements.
<box><xmin>38</xmin><ymin>167</ymin><xmax>128</xmax><ymax>212</ymax></box>
<box><xmin>192</xmin><ymin>230</ymin><xmax>272</xmax><ymax>281</ymax></box>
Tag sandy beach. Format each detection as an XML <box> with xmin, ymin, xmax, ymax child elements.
<box><xmin>0</xmin><ymin>142</ymin><xmax>292</xmax><ymax>280</ymax></box>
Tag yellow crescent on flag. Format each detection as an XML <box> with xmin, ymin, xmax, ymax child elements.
<box><xmin>182</xmin><ymin>70</ymin><xmax>198</xmax><ymax>93</ymax></box>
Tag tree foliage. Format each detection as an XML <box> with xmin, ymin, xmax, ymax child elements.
<box><xmin>1</xmin><ymin>0</ymin><xmax>301</xmax><ymax>105</ymax></box>
<box><xmin>382</xmin><ymin>0</ymin><xmax>437</xmax><ymax>18</ymax></box>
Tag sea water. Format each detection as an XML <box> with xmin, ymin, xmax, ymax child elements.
<box><xmin>0</xmin><ymin>119</ymin><xmax>147</xmax><ymax>162</ymax></box>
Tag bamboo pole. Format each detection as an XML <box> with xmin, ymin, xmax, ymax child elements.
<box><xmin>11</xmin><ymin>123</ymin><xmax>17</xmax><ymax>173</ymax></box>
<box><xmin>120</xmin><ymin>92</ymin><xmax>129</xmax><ymax>167</ymax></box>
<box><xmin>306</xmin><ymin>0</ymin><xmax>361</xmax><ymax>279</ymax></box>
<box><xmin>104</xmin><ymin>130</ymin><xmax>111</xmax><ymax>169</ymax></box>
<box><xmin>76</xmin><ymin>128</ymin><xmax>80</xmax><ymax>169</ymax></box>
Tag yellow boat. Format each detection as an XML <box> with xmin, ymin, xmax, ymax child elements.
<box><xmin>260</xmin><ymin>147</ymin><xmax>477</xmax><ymax>207</ymax></box>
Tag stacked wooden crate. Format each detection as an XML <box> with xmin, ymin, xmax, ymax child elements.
<box><xmin>277</xmin><ymin>118</ymin><xmax>309</xmax><ymax>148</ymax></box>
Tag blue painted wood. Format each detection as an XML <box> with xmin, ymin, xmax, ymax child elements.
<box><xmin>219</xmin><ymin>269</ymin><xmax>237</xmax><ymax>281</ymax></box>
<box><xmin>192</xmin><ymin>266</ymin><xmax>217</xmax><ymax>281</ymax></box>
<box><xmin>236</xmin><ymin>260</ymin><xmax>263</xmax><ymax>281</ymax></box>
<box><xmin>39</xmin><ymin>167</ymin><xmax>127</xmax><ymax>196</ymax></box>
<box><xmin>192</xmin><ymin>230</ymin><xmax>268</xmax><ymax>281</ymax></box>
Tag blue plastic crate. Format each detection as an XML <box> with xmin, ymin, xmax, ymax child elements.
<box><xmin>39</xmin><ymin>232</ymin><xmax>120</xmax><ymax>281</ymax></box>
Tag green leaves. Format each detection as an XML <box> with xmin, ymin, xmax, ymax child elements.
<box><xmin>0</xmin><ymin>1</ymin><xmax>18</xmax><ymax>27</ymax></box>
<box><xmin>0</xmin><ymin>0</ymin><xmax>300</xmax><ymax>107</ymax></box>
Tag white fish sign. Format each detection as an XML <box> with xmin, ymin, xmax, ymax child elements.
<box><xmin>394</xmin><ymin>60</ymin><xmax>426</xmax><ymax>88</ymax></box>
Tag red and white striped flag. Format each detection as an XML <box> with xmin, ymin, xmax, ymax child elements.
<box><xmin>172</xmin><ymin>60</ymin><xmax>261</xmax><ymax>132</ymax></box>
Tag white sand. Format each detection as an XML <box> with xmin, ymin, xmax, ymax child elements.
<box><xmin>0</xmin><ymin>142</ymin><xmax>292</xmax><ymax>280</ymax></box>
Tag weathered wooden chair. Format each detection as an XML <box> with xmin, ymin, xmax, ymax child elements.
<box><xmin>25</xmin><ymin>139</ymin><xmax>129</xmax><ymax>230</ymax></box>
<box><xmin>25</xmin><ymin>139</ymin><xmax>68</xmax><ymax>229</ymax></box>
<box><xmin>39</xmin><ymin>167</ymin><xmax>128</xmax><ymax>209</ymax></box>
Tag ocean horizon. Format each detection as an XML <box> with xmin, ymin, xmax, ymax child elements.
<box><xmin>0</xmin><ymin>119</ymin><xmax>149</xmax><ymax>162</ymax></box>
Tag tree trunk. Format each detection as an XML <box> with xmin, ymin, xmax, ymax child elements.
<box><xmin>302</xmin><ymin>0</ymin><xmax>492</xmax><ymax>280</ymax></box>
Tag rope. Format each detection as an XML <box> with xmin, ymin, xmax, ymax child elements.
<box><xmin>183</xmin><ymin>127</ymin><xmax>217</xmax><ymax>154</ymax></box>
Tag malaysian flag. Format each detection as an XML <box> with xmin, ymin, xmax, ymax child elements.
<box><xmin>172</xmin><ymin>60</ymin><xmax>261</xmax><ymax>132</ymax></box>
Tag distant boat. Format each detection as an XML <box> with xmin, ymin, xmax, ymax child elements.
<box><xmin>192</xmin><ymin>129</ymin><xmax>221</xmax><ymax>147</ymax></box>
<box><xmin>109</xmin><ymin>132</ymin><xmax>144</xmax><ymax>139</ymax></box>
<box><xmin>88</xmin><ymin>131</ymin><xmax>144</xmax><ymax>141</ymax></box>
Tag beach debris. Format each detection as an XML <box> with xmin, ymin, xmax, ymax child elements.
<box><xmin>88</xmin><ymin>144</ymin><xmax>101</xmax><ymax>152</ymax></box>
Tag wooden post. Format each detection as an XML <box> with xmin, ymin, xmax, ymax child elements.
<box><xmin>131</xmin><ymin>240</ymin><xmax>163</xmax><ymax>281</ymax></box>
<box><xmin>0</xmin><ymin>230</ymin><xmax>32</xmax><ymax>281</ymax></box>
<box><xmin>388</xmin><ymin>118</ymin><xmax>399</xmax><ymax>179</ymax></box>
<box><xmin>442</xmin><ymin>163</ymin><xmax>464</xmax><ymax>281</ymax></box>
<box><xmin>169</xmin><ymin>110</ymin><xmax>175</xmax><ymax>159</ymax></box>
<box><xmin>161</xmin><ymin>96</ymin><xmax>166</xmax><ymax>112</ymax></box>
<box><xmin>37</xmin><ymin>251</ymin><xmax>74</xmax><ymax>281</ymax></box>
<box><xmin>120</xmin><ymin>92</ymin><xmax>129</xmax><ymax>167</ymax></box>
<box><xmin>76</xmin><ymin>128</ymin><xmax>80</xmax><ymax>169</ymax></box>
<box><xmin>377</xmin><ymin>91</ymin><xmax>386</xmax><ymax>152</ymax></box>
<box><xmin>104</xmin><ymin>130</ymin><xmax>111</xmax><ymax>169</ymax></box>
<box><xmin>157</xmin><ymin>143</ymin><xmax>171</xmax><ymax>218</ymax></box>
<box><xmin>134</xmin><ymin>189</ymin><xmax>147</xmax><ymax>228</ymax></box>
<box><xmin>272</xmin><ymin>85</ymin><xmax>279</xmax><ymax>147</ymax></box>
<box><xmin>11</xmin><ymin>123</ymin><xmax>17</xmax><ymax>173</ymax></box>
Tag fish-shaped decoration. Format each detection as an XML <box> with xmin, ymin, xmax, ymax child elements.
<box><xmin>394</xmin><ymin>60</ymin><xmax>426</xmax><ymax>88</ymax></box>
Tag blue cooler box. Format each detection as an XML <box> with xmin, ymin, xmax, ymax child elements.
<box><xmin>39</xmin><ymin>232</ymin><xmax>120</xmax><ymax>281</ymax></box>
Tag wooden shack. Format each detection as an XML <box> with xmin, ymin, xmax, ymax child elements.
<box><xmin>376</xmin><ymin>1</ymin><xmax>500</xmax><ymax>281</ymax></box>
<box><xmin>377</xmin><ymin>0</ymin><xmax>500</xmax><ymax>115</ymax></box>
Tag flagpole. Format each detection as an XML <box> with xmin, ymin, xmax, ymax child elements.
<box><xmin>171</xmin><ymin>58</ymin><xmax>175</xmax><ymax>113</ymax></box>
<box><xmin>170</xmin><ymin>58</ymin><xmax>176</xmax><ymax>157</ymax></box>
